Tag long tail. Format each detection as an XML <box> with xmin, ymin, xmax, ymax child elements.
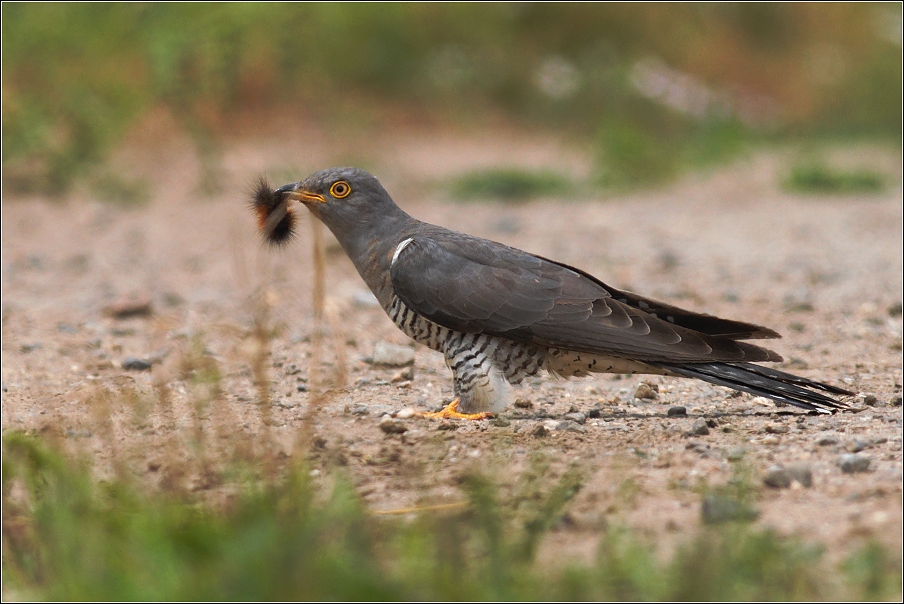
<box><xmin>654</xmin><ymin>362</ymin><xmax>853</xmax><ymax>413</ymax></box>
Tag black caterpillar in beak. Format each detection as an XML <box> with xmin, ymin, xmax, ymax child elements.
<box><xmin>251</xmin><ymin>178</ymin><xmax>297</xmax><ymax>246</ymax></box>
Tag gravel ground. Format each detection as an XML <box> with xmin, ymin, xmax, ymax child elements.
<box><xmin>2</xmin><ymin>135</ymin><xmax>901</xmax><ymax>566</ymax></box>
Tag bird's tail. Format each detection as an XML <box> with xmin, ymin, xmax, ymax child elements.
<box><xmin>654</xmin><ymin>362</ymin><xmax>853</xmax><ymax>413</ymax></box>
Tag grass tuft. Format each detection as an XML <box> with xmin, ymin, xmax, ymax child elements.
<box><xmin>448</xmin><ymin>169</ymin><xmax>573</xmax><ymax>203</ymax></box>
<box><xmin>783</xmin><ymin>163</ymin><xmax>887</xmax><ymax>194</ymax></box>
<box><xmin>3</xmin><ymin>431</ymin><xmax>901</xmax><ymax>601</ymax></box>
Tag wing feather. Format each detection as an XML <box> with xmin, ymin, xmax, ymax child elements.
<box><xmin>390</xmin><ymin>234</ymin><xmax>781</xmax><ymax>363</ymax></box>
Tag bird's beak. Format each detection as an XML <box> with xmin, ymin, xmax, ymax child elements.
<box><xmin>285</xmin><ymin>186</ymin><xmax>326</xmax><ymax>204</ymax></box>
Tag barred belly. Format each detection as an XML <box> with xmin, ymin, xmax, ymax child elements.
<box><xmin>386</xmin><ymin>295</ymin><xmax>450</xmax><ymax>352</ymax></box>
<box><xmin>387</xmin><ymin>295</ymin><xmax>553</xmax><ymax>412</ymax></box>
<box><xmin>385</xmin><ymin>295</ymin><xmax>664</xmax><ymax>412</ymax></box>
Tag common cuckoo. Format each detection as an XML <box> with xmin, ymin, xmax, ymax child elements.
<box><xmin>253</xmin><ymin>167</ymin><xmax>852</xmax><ymax>419</ymax></box>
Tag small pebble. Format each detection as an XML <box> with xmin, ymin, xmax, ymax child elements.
<box><xmin>862</xmin><ymin>394</ymin><xmax>878</xmax><ymax>406</ymax></box>
<box><xmin>839</xmin><ymin>454</ymin><xmax>871</xmax><ymax>474</ymax></box>
<box><xmin>352</xmin><ymin>290</ymin><xmax>380</xmax><ymax>308</ymax></box>
<box><xmin>783</xmin><ymin>288</ymin><xmax>814</xmax><ymax>312</ymax></box>
<box><xmin>370</xmin><ymin>342</ymin><xmax>415</xmax><ymax>367</ymax></box>
<box><xmin>162</xmin><ymin>292</ymin><xmax>185</xmax><ymax>307</ymax></box>
<box><xmin>667</xmin><ymin>406</ymin><xmax>687</xmax><ymax>417</ymax></box>
<box><xmin>762</xmin><ymin>435</ymin><xmax>781</xmax><ymax>445</ymax></box>
<box><xmin>817</xmin><ymin>435</ymin><xmax>839</xmax><ymax>446</ymax></box>
<box><xmin>514</xmin><ymin>398</ymin><xmax>533</xmax><ymax>409</ymax></box>
<box><xmin>702</xmin><ymin>494</ymin><xmax>759</xmax><ymax>524</ymax></box>
<box><xmin>763</xmin><ymin>466</ymin><xmax>792</xmax><ymax>489</ymax></box>
<box><xmin>846</xmin><ymin>439</ymin><xmax>869</xmax><ymax>453</ymax></box>
<box><xmin>104</xmin><ymin>296</ymin><xmax>153</xmax><ymax>319</ymax></box>
<box><xmin>688</xmin><ymin>418</ymin><xmax>710</xmax><ymax>436</ymax></box>
<box><xmin>532</xmin><ymin>424</ymin><xmax>550</xmax><ymax>437</ymax></box>
<box><xmin>726</xmin><ymin>447</ymin><xmax>746</xmax><ymax>461</ymax></box>
<box><xmin>121</xmin><ymin>357</ymin><xmax>152</xmax><ymax>371</ymax></box>
<box><xmin>787</xmin><ymin>358</ymin><xmax>808</xmax><ymax>369</ymax></box>
<box><xmin>564</xmin><ymin>412</ymin><xmax>586</xmax><ymax>424</ymax></box>
<box><xmin>395</xmin><ymin>407</ymin><xmax>418</xmax><ymax>420</ymax></box>
<box><xmin>587</xmin><ymin>408</ymin><xmax>601</xmax><ymax>419</ymax></box>
<box><xmin>379</xmin><ymin>416</ymin><xmax>408</xmax><ymax>435</ymax></box>
<box><xmin>766</xmin><ymin>423</ymin><xmax>789</xmax><ymax>434</ymax></box>
<box><xmin>555</xmin><ymin>420</ymin><xmax>586</xmax><ymax>433</ymax></box>
<box><xmin>391</xmin><ymin>367</ymin><xmax>414</xmax><ymax>383</ymax></box>
<box><xmin>491</xmin><ymin>418</ymin><xmax>511</xmax><ymax>428</ymax></box>
<box><xmin>786</xmin><ymin>463</ymin><xmax>813</xmax><ymax>487</ymax></box>
<box><xmin>635</xmin><ymin>383</ymin><xmax>659</xmax><ymax>400</ymax></box>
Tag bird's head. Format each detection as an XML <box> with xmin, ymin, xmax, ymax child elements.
<box><xmin>282</xmin><ymin>167</ymin><xmax>399</xmax><ymax>230</ymax></box>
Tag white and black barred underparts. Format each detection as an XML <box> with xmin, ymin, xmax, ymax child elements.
<box><xmin>385</xmin><ymin>294</ymin><xmax>656</xmax><ymax>413</ymax></box>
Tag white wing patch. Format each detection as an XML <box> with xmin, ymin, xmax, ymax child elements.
<box><xmin>391</xmin><ymin>237</ymin><xmax>414</xmax><ymax>268</ymax></box>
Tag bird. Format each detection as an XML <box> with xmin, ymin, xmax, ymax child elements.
<box><xmin>254</xmin><ymin>167</ymin><xmax>852</xmax><ymax>419</ymax></box>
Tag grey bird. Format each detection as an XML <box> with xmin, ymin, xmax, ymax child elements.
<box><xmin>261</xmin><ymin>167</ymin><xmax>852</xmax><ymax>419</ymax></box>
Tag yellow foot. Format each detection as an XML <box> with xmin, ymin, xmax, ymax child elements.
<box><xmin>422</xmin><ymin>399</ymin><xmax>493</xmax><ymax>420</ymax></box>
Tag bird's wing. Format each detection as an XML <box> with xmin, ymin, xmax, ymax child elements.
<box><xmin>529</xmin><ymin>260</ymin><xmax>781</xmax><ymax>340</ymax></box>
<box><xmin>389</xmin><ymin>235</ymin><xmax>780</xmax><ymax>363</ymax></box>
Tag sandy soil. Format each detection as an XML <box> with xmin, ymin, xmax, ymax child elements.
<box><xmin>2</xmin><ymin>132</ymin><xmax>902</xmax><ymax>566</ymax></box>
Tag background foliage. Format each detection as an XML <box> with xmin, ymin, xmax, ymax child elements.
<box><xmin>3</xmin><ymin>3</ymin><xmax>901</xmax><ymax>193</ymax></box>
<box><xmin>3</xmin><ymin>432</ymin><xmax>901</xmax><ymax>601</ymax></box>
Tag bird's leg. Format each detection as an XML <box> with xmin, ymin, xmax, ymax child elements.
<box><xmin>422</xmin><ymin>398</ymin><xmax>493</xmax><ymax>420</ymax></box>
<box><xmin>421</xmin><ymin>336</ymin><xmax>506</xmax><ymax>420</ymax></box>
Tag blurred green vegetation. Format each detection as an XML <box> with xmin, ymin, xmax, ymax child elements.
<box><xmin>3</xmin><ymin>431</ymin><xmax>901</xmax><ymax>601</ymax></box>
<box><xmin>783</xmin><ymin>162</ymin><xmax>887</xmax><ymax>194</ymax></box>
<box><xmin>90</xmin><ymin>171</ymin><xmax>152</xmax><ymax>207</ymax></box>
<box><xmin>2</xmin><ymin>3</ymin><xmax>901</xmax><ymax>195</ymax></box>
<box><xmin>448</xmin><ymin>168</ymin><xmax>573</xmax><ymax>202</ymax></box>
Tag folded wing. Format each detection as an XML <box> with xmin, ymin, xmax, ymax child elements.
<box><xmin>389</xmin><ymin>234</ymin><xmax>781</xmax><ymax>364</ymax></box>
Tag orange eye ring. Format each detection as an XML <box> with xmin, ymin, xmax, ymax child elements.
<box><xmin>330</xmin><ymin>181</ymin><xmax>351</xmax><ymax>198</ymax></box>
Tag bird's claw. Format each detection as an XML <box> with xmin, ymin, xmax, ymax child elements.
<box><xmin>422</xmin><ymin>399</ymin><xmax>493</xmax><ymax>420</ymax></box>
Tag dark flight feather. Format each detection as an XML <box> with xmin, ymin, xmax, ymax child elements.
<box><xmin>656</xmin><ymin>362</ymin><xmax>853</xmax><ymax>412</ymax></box>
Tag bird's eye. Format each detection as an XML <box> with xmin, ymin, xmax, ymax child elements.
<box><xmin>330</xmin><ymin>181</ymin><xmax>351</xmax><ymax>198</ymax></box>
